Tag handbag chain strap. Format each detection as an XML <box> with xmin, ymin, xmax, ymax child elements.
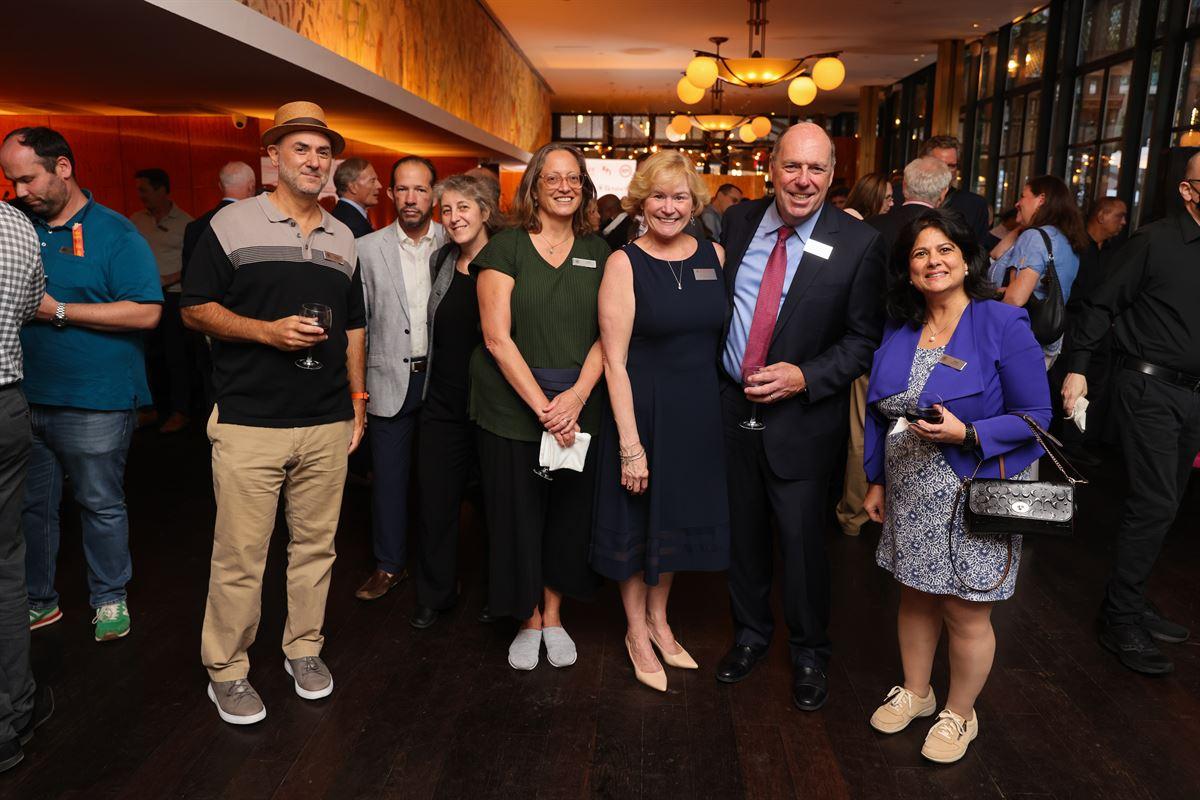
<box><xmin>1014</xmin><ymin>413</ymin><xmax>1088</xmax><ymax>486</ymax></box>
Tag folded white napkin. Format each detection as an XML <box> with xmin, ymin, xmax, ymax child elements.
<box><xmin>1066</xmin><ymin>396</ymin><xmax>1089</xmax><ymax>433</ymax></box>
<box><xmin>538</xmin><ymin>431</ymin><xmax>591</xmax><ymax>473</ymax></box>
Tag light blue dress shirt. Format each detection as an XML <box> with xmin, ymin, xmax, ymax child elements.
<box><xmin>722</xmin><ymin>202</ymin><xmax>823</xmax><ymax>380</ymax></box>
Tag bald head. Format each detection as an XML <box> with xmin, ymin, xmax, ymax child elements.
<box><xmin>769</xmin><ymin>122</ymin><xmax>836</xmax><ymax>225</ymax></box>
<box><xmin>218</xmin><ymin>161</ymin><xmax>256</xmax><ymax>199</ymax></box>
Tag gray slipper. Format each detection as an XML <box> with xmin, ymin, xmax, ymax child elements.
<box><xmin>508</xmin><ymin>628</ymin><xmax>542</xmax><ymax>670</ymax></box>
<box><xmin>542</xmin><ymin>626</ymin><xmax>577</xmax><ymax>667</ymax></box>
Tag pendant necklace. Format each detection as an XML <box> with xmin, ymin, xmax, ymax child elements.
<box><xmin>665</xmin><ymin>258</ymin><xmax>683</xmax><ymax>290</ymax></box>
<box><xmin>924</xmin><ymin>302</ymin><xmax>967</xmax><ymax>342</ymax></box>
<box><xmin>539</xmin><ymin>231</ymin><xmax>572</xmax><ymax>255</ymax></box>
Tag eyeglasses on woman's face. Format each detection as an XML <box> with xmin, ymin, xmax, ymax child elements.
<box><xmin>540</xmin><ymin>173</ymin><xmax>583</xmax><ymax>189</ymax></box>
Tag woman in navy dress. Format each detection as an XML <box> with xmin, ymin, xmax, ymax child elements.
<box><xmin>595</xmin><ymin>151</ymin><xmax>730</xmax><ymax>692</ymax></box>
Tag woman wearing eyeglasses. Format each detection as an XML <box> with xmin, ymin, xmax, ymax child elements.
<box><xmin>470</xmin><ymin>144</ymin><xmax>608</xmax><ymax>671</ymax></box>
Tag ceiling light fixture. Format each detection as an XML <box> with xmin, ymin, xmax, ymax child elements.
<box><xmin>680</xmin><ymin>0</ymin><xmax>846</xmax><ymax>110</ymax></box>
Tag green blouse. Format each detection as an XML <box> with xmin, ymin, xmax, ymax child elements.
<box><xmin>468</xmin><ymin>228</ymin><xmax>610</xmax><ymax>442</ymax></box>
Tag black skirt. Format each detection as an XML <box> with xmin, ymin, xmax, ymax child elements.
<box><xmin>476</xmin><ymin>428</ymin><xmax>601</xmax><ymax>619</ymax></box>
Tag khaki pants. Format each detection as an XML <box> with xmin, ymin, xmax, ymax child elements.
<box><xmin>201</xmin><ymin>408</ymin><xmax>352</xmax><ymax>681</ymax></box>
<box><xmin>835</xmin><ymin>374</ymin><xmax>870</xmax><ymax>535</ymax></box>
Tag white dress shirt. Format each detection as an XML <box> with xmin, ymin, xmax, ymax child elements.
<box><xmin>395</xmin><ymin>220</ymin><xmax>444</xmax><ymax>357</ymax></box>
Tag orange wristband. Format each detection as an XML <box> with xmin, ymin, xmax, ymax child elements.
<box><xmin>351</xmin><ymin>392</ymin><xmax>369</xmax><ymax>401</ymax></box>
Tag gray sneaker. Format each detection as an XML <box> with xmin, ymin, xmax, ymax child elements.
<box><xmin>207</xmin><ymin>679</ymin><xmax>266</xmax><ymax>725</ymax></box>
<box><xmin>284</xmin><ymin>656</ymin><xmax>333</xmax><ymax>699</ymax></box>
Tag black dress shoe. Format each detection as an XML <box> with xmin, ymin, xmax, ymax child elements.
<box><xmin>1142</xmin><ymin>603</ymin><xmax>1190</xmax><ymax>643</ymax></box>
<box><xmin>477</xmin><ymin>605</ymin><xmax>495</xmax><ymax>624</ymax></box>
<box><xmin>792</xmin><ymin>666</ymin><xmax>829</xmax><ymax>712</ymax></box>
<box><xmin>17</xmin><ymin>684</ymin><xmax>53</xmax><ymax>745</ymax></box>
<box><xmin>410</xmin><ymin>605</ymin><xmax>438</xmax><ymax>629</ymax></box>
<box><xmin>715</xmin><ymin>643</ymin><xmax>768</xmax><ymax>684</ymax></box>
<box><xmin>1098</xmin><ymin>621</ymin><xmax>1173</xmax><ymax>675</ymax></box>
<box><xmin>0</xmin><ymin>738</ymin><xmax>22</xmax><ymax>774</ymax></box>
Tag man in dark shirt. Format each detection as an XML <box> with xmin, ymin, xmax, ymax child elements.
<box><xmin>919</xmin><ymin>136</ymin><xmax>991</xmax><ymax>245</ymax></box>
<box><xmin>181</xmin><ymin>102</ymin><xmax>366</xmax><ymax>725</ymax></box>
<box><xmin>1063</xmin><ymin>151</ymin><xmax>1200</xmax><ymax>677</ymax></box>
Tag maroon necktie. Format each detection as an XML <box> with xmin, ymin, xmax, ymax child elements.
<box><xmin>741</xmin><ymin>226</ymin><xmax>792</xmax><ymax>378</ymax></box>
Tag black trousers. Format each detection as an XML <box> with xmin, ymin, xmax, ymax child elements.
<box><xmin>146</xmin><ymin>294</ymin><xmax>193</xmax><ymax>416</ymax></box>
<box><xmin>368</xmin><ymin>374</ymin><xmax>424</xmax><ymax>575</ymax></box>
<box><xmin>722</xmin><ymin>382</ymin><xmax>832</xmax><ymax>668</ymax></box>
<box><xmin>0</xmin><ymin>386</ymin><xmax>35</xmax><ymax>743</ymax></box>
<box><xmin>1104</xmin><ymin>370</ymin><xmax>1200</xmax><ymax>624</ymax></box>
<box><xmin>414</xmin><ymin>383</ymin><xmax>478</xmax><ymax>610</ymax></box>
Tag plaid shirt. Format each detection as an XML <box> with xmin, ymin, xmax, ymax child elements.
<box><xmin>0</xmin><ymin>201</ymin><xmax>46</xmax><ymax>384</ymax></box>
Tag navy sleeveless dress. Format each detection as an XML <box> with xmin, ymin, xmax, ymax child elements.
<box><xmin>591</xmin><ymin>239</ymin><xmax>730</xmax><ymax>584</ymax></box>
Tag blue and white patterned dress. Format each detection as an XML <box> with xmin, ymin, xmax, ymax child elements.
<box><xmin>875</xmin><ymin>345</ymin><xmax>1028</xmax><ymax>601</ymax></box>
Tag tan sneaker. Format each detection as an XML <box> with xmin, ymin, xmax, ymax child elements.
<box><xmin>207</xmin><ymin>679</ymin><xmax>266</xmax><ymax>725</ymax></box>
<box><xmin>869</xmin><ymin>685</ymin><xmax>937</xmax><ymax>733</ymax></box>
<box><xmin>921</xmin><ymin>709</ymin><xmax>979</xmax><ymax>764</ymax></box>
<box><xmin>284</xmin><ymin>656</ymin><xmax>333</xmax><ymax>699</ymax></box>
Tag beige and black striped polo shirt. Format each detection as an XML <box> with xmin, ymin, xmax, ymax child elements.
<box><xmin>181</xmin><ymin>193</ymin><xmax>365</xmax><ymax>428</ymax></box>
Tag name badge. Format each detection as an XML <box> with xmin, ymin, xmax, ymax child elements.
<box><xmin>326</xmin><ymin>252</ymin><xmax>348</xmax><ymax>266</ymax></box>
<box><xmin>938</xmin><ymin>354</ymin><xmax>968</xmax><ymax>371</ymax></box>
<box><xmin>572</xmin><ymin>257</ymin><xmax>597</xmax><ymax>269</ymax></box>
<box><xmin>693</xmin><ymin>268</ymin><xmax>717</xmax><ymax>281</ymax></box>
<box><xmin>803</xmin><ymin>238</ymin><xmax>833</xmax><ymax>260</ymax></box>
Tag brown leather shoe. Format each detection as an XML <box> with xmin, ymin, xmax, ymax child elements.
<box><xmin>354</xmin><ymin>568</ymin><xmax>407</xmax><ymax>600</ymax></box>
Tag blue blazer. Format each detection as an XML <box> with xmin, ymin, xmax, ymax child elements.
<box><xmin>864</xmin><ymin>299</ymin><xmax>1051</xmax><ymax>484</ymax></box>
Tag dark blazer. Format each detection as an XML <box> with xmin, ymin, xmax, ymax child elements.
<box><xmin>332</xmin><ymin>199</ymin><xmax>375</xmax><ymax>239</ymax></box>
<box><xmin>602</xmin><ymin>215</ymin><xmax>636</xmax><ymax>250</ymax></box>
<box><xmin>721</xmin><ymin>197</ymin><xmax>888</xmax><ymax>479</ymax></box>
<box><xmin>182</xmin><ymin>199</ymin><xmax>235</xmax><ymax>282</ymax></box>
<box><xmin>868</xmin><ymin>202</ymin><xmax>936</xmax><ymax>255</ymax></box>
<box><xmin>864</xmin><ymin>299</ymin><xmax>1050</xmax><ymax>485</ymax></box>
<box><xmin>944</xmin><ymin>187</ymin><xmax>991</xmax><ymax>244</ymax></box>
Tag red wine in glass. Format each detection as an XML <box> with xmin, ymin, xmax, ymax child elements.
<box><xmin>296</xmin><ymin>303</ymin><xmax>332</xmax><ymax>370</ymax></box>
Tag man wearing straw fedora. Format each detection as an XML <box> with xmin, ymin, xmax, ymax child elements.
<box><xmin>181</xmin><ymin>101</ymin><xmax>367</xmax><ymax>725</ymax></box>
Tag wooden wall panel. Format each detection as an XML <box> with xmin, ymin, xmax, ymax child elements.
<box><xmin>42</xmin><ymin>116</ymin><xmax>127</xmax><ymax>214</ymax></box>
<box><xmin>118</xmin><ymin>116</ymin><xmax>195</xmax><ymax>216</ymax></box>
<box><xmin>186</xmin><ymin>116</ymin><xmax>264</xmax><ymax>215</ymax></box>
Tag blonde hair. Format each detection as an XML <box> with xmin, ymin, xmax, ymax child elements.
<box><xmin>508</xmin><ymin>143</ymin><xmax>595</xmax><ymax>237</ymax></box>
<box><xmin>621</xmin><ymin>150</ymin><xmax>711</xmax><ymax>216</ymax></box>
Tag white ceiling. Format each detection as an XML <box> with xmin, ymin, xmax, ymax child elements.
<box><xmin>487</xmin><ymin>0</ymin><xmax>1042</xmax><ymax>116</ymax></box>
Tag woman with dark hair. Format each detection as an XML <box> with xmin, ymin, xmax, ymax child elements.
<box><xmin>409</xmin><ymin>174</ymin><xmax>501</xmax><ymax>629</ymax></box>
<box><xmin>862</xmin><ymin>208</ymin><xmax>1050</xmax><ymax>764</ymax></box>
<box><xmin>469</xmin><ymin>144</ymin><xmax>608</xmax><ymax>670</ymax></box>
<box><xmin>988</xmin><ymin>175</ymin><xmax>1087</xmax><ymax>366</ymax></box>
<box><xmin>844</xmin><ymin>172</ymin><xmax>894</xmax><ymax>221</ymax></box>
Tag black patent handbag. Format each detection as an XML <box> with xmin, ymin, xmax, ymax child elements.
<box><xmin>949</xmin><ymin>414</ymin><xmax>1088</xmax><ymax>592</ymax></box>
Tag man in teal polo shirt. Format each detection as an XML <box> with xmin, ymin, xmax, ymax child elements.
<box><xmin>0</xmin><ymin>127</ymin><xmax>161</xmax><ymax>642</ymax></box>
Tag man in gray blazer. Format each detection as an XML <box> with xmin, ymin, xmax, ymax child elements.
<box><xmin>354</xmin><ymin>155</ymin><xmax>445</xmax><ymax>600</ymax></box>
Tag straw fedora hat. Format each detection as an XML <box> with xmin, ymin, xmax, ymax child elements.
<box><xmin>261</xmin><ymin>101</ymin><xmax>346</xmax><ymax>156</ymax></box>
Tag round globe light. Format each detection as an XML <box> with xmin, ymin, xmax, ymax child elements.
<box><xmin>750</xmin><ymin>116</ymin><xmax>772</xmax><ymax>138</ymax></box>
<box><xmin>670</xmin><ymin>114</ymin><xmax>692</xmax><ymax>135</ymax></box>
<box><xmin>788</xmin><ymin>75</ymin><xmax>817</xmax><ymax>106</ymax></box>
<box><xmin>738</xmin><ymin>124</ymin><xmax>757</xmax><ymax>143</ymax></box>
<box><xmin>685</xmin><ymin>56</ymin><xmax>719</xmax><ymax>89</ymax></box>
<box><xmin>677</xmin><ymin>76</ymin><xmax>705</xmax><ymax>105</ymax></box>
<box><xmin>812</xmin><ymin>57</ymin><xmax>846</xmax><ymax>91</ymax></box>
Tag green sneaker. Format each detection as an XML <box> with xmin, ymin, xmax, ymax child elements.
<box><xmin>93</xmin><ymin>601</ymin><xmax>130</xmax><ymax>641</ymax></box>
<box><xmin>29</xmin><ymin>606</ymin><xmax>63</xmax><ymax>630</ymax></box>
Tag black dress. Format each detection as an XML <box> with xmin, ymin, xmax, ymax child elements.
<box><xmin>591</xmin><ymin>239</ymin><xmax>730</xmax><ymax>584</ymax></box>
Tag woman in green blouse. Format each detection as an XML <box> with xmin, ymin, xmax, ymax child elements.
<box><xmin>470</xmin><ymin>144</ymin><xmax>609</xmax><ymax>671</ymax></box>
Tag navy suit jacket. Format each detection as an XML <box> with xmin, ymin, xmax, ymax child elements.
<box><xmin>721</xmin><ymin>197</ymin><xmax>888</xmax><ymax>479</ymax></box>
<box><xmin>864</xmin><ymin>299</ymin><xmax>1051</xmax><ymax>485</ymax></box>
<box><xmin>332</xmin><ymin>199</ymin><xmax>375</xmax><ymax>239</ymax></box>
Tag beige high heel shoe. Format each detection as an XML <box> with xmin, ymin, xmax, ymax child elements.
<box><xmin>625</xmin><ymin>636</ymin><xmax>667</xmax><ymax>692</ymax></box>
<box><xmin>647</xmin><ymin>623</ymin><xmax>699</xmax><ymax>670</ymax></box>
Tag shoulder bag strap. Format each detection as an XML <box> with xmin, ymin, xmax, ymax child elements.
<box><xmin>1031</xmin><ymin>227</ymin><xmax>1060</xmax><ymax>289</ymax></box>
<box><xmin>948</xmin><ymin>480</ymin><xmax>1013</xmax><ymax>594</ymax></box>
<box><xmin>1015</xmin><ymin>413</ymin><xmax>1088</xmax><ymax>485</ymax></box>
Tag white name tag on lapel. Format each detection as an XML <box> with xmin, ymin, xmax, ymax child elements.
<box><xmin>572</xmin><ymin>257</ymin><xmax>597</xmax><ymax>269</ymax></box>
<box><xmin>803</xmin><ymin>238</ymin><xmax>833</xmax><ymax>260</ymax></box>
<box><xmin>693</xmin><ymin>268</ymin><xmax>718</xmax><ymax>281</ymax></box>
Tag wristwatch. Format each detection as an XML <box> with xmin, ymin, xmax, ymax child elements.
<box><xmin>960</xmin><ymin>422</ymin><xmax>978</xmax><ymax>451</ymax></box>
<box><xmin>51</xmin><ymin>302</ymin><xmax>68</xmax><ymax>328</ymax></box>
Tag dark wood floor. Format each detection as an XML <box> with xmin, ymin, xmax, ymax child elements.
<box><xmin>4</xmin><ymin>426</ymin><xmax>1199</xmax><ymax>800</ymax></box>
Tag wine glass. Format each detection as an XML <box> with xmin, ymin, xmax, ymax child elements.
<box><xmin>295</xmin><ymin>303</ymin><xmax>332</xmax><ymax>370</ymax></box>
<box><xmin>739</xmin><ymin>363</ymin><xmax>766</xmax><ymax>431</ymax></box>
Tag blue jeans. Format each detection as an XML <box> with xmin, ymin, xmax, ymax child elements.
<box><xmin>23</xmin><ymin>406</ymin><xmax>134</xmax><ymax>610</ymax></box>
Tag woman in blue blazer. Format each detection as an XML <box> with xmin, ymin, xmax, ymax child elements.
<box><xmin>861</xmin><ymin>208</ymin><xmax>1051</xmax><ymax>764</ymax></box>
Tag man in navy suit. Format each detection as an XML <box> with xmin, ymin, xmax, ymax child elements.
<box><xmin>330</xmin><ymin>158</ymin><xmax>380</xmax><ymax>239</ymax></box>
<box><xmin>716</xmin><ymin>123</ymin><xmax>887</xmax><ymax>711</ymax></box>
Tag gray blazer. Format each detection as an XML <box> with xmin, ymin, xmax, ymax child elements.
<box><xmin>359</xmin><ymin>224</ymin><xmax>446</xmax><ymax>417</ymax></box>
<box><xmin>423</xmin><ymin>242</ymin><xmax>461</xmax><ymax>399</ymax></box>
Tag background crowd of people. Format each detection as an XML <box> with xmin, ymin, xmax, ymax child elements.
<box><xmin>0</xmin><ymin>99</ymin><xmax>1197</xmax><ymax>773</ymax></box>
